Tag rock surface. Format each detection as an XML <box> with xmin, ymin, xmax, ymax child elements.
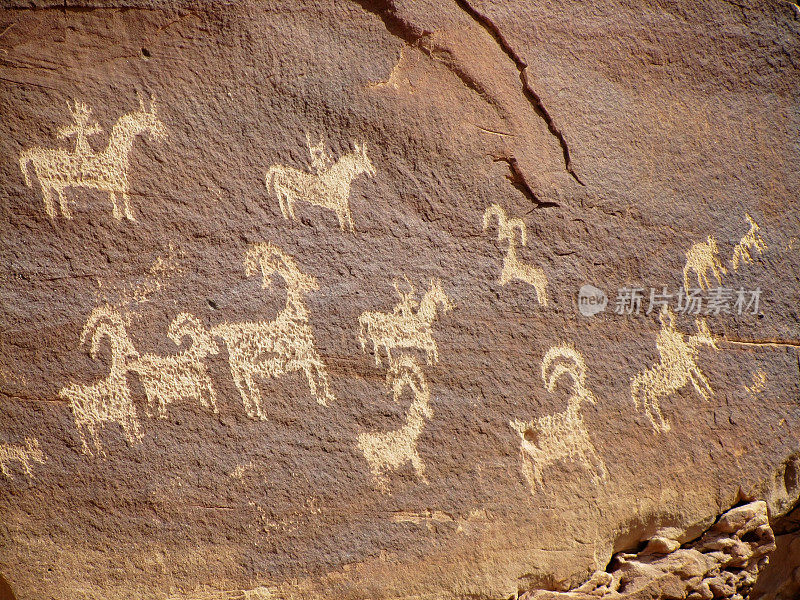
<box><xmin>1</xmin><ymin>1</ymin><xmax>799</xmax><ymax>599</ymax></box>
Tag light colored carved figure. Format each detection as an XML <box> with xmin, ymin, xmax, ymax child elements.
<box><xmin>0</xmin><ymin>438</ymin><xmax>46</xmax><ymax>480</ymax></box>
<box><xmin>745</xmin><ymin>369</ymin><xmax>767</xmax><ymax>397</ymax></box>
<box><xmin>483</xmin><ymin>204</ymin><xmax>548</xmax><ymax>305</ymax></box>
<box><xmin>358</xmin><ymin>355</ymin><xmax>433</xmax><ymax>490</ymax></box>
<box><xmin>211</xmin><ymin>243</ymin><xmax>335</xmax><ymax>419</ymax></box>
<box><xmin>59</xmin><ymin>306</ymin><xmax>142</xmax><ymax>455</ymax></box>
<box><xmin>19</xmin><ymin>95</ymin><xmax>167</xmax><ymax>220</ymax></box>
<box><xmin>683</xmin><ymin>235</ymin><xmax>726</xmax><ymax>291</ymax></box>
<box><xmin>128</xmin><ymin>313</ymin><xmax>220</xmax><ymax>418</ymax></box>
<box><xmin>631</xmin><ymin>307</ymin><xmax>718</xmax><ymax>433</ymax></box>
<box><xmin>265</xmin><ymin>138</ymin><xmax>376</xmax><ymax>231</ymax></box>
<box><xmin>509</xmin><ymin>344</ymin><xmax>607</xmax><ymax>492</ymax></box>
<box><xmin>731</xmin><ymin>213</ymin><xmax>767</xmax><ymax>270</ymax></box>
<box><xmin>358</xmin><ymin>279</ymin><xmax>452</xmax><ymax>367</ymax></box>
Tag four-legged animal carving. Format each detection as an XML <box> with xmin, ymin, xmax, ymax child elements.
<box><xmin>212</xmin><ymin>243</ymin><xmax>335</xmax><ymax>419</ymax></box>
<box><xmin>510</xmin><ymin>344</ymin><xmax>607</xmax><ymax>492</ymax></box>
<box><xmin>358</xmin><ymin>355</ymin><xmax>433</xmax><ymax>490</ymax></box>
<box><xmin>683</xmin><ymin>235</ymin><xmax>726</xmax><ymax>291</ymax></box>
<box><xmin>19</xmin><ymin>96</ymin><xmax>167</xmax><ymax>221</ymax></box>
<box><xmin>731</xmin><ymin>213</ymin><xmax>767</xmax><ymax>270</ymax></box>
<box><xmin>265</xmin><ymin>140</ymin><xmax>375</xmax><ymax>231</ymax></box>
<box><xmin>128</xmin><ymin>313</ymin><xmax>220</xmax><ymax>418</ymax></box>
<box><xmin>0</xmin><ymin>438</ymin><xmax>46</xmax><ymax>480</ymax></box>
<box><xmin>358</xmin><ymin>279</ymin><xmax>452</xmax><ymax>366</ymax></box>
<box><xmin>483</xmin><ymin>204</ymin><xmax>548</xmax><ymax>306</ymax></box>
<box><xmin>631</xmin><ymin>307</ymin><xmax>718</xmax><ymax>433</ymax></box>
<box><xmin>59</xmin><ymin>307</ymin><xmax>142</xmax><ymax>455</ymax></box>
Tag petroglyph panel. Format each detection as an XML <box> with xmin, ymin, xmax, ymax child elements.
<box><xmin>2</xmin><ymin>3</ymin><xmax>799</xmax><ymax>600</ymax></box>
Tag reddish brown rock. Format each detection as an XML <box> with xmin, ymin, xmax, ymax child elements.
<box><xmin>0</xmin><ymin>1</ymin><xmax>799</xmax><ymax>599</ymax></box>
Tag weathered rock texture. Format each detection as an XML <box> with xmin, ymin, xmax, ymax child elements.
<box><xmin>529</xmin><ymin>500</ymin><xmax>776</xmax><ymax>600</ymax></box>
<box><xmin>1</xmin><ymin>1</ymin><xmax>799</xmax><ymax>599</ymax></box>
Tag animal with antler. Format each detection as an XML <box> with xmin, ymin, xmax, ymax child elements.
<box><xmin>211</xmin><ymin>243</ymin><xmax>335</xmax><ymax>419</ymax></box>
<box><xmin>731</xmin><ymin>213</ymin><xmax>767</xmax><ymax>270</ymax></box>
<box><xmin>19</xmin><ymin>95</ymin><xmax>167</xmax><ymax>220</ymax></box>
<box><xmin>358</xmin><ymin>355</ymin><xmax>433</xmax><ymax>490</ymax></box>
<box><xmin>682</xmin><ymin>235</ymin><xmax>726</xmax><ymax>291</ymax></box>
<box><xmin>631</xmin><ymin>306</ymin><xmax>718</xmax><ymax>433</ymax></box>
<box><xmin>128</xmin><ymin>313</ymin><xmax>220</xmax><ymax>419</ymax></box>
<box><xmin>358</xmin><ymin>279</ymin><xmax>452</xmax><ymax>367</ymax></box>
<box><xmin>510</xmin><ymin>344</ymin><xmax>607</xmax><ymax>492</ymax></box>
<box><xmin>0</xmin><ymin>438</ymin><xmax>46</xmax><ymax>480</ymax></box>
<box><xmin>265</xmin><ymin>137</ymin><xmax>376</xmax><ymax>231</ymax></box>
<box><xmin>59</xmin><ymin>306</ymin><xmax>142</xmax><ymax>455</ymax></box>
<box><xmin>483</xmin><ymin>204</ymin><xmax>548</xmax><ymax>306</ymax></box>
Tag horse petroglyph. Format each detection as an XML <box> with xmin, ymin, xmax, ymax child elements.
<box><xmin>358</xmin><ymin>279</ymin><xmax>452</xmax><ymax>367</ymax></box>
<box><xmin>0</xmin><ymin>438</ymin><xmax>46</xmax><ymax>480</ymax></box>
<box><xmin>732</xmin><ymin>213</ymin><xmax>767</xmax><ymax>270</ymax></box>
<box><xmin>19</xmin><ymin>96</ymin><xmax>167</xmax><ymax>221</ymax></box>
<box><xmin>483</xmin><ymin>204</ymin><xmax>548</xmax><ymax>305</ymax></box>
<box><xmin>128</xmin><ymin>313</ymin><xmax>220</xmax><ymax>419</ymax></box>
<box><xmin>358</xmin><ymin>355</ymin><xmax>433</xmax><ymax>490</ymax></box>
<box><xmin>631</xmin><ymin>307</ymin><xmax>718</xmax><ymax>433</ymax></box>
<box><xmin>212</xmin><ymin>243</ymin><xmax>335</xmax><ymax>419</ymax></box>
<box><xmin>59</xmin><ymin>306</ymin><xmax>142</xmax><ymax>455</ymax></box>
<box><xmin>683</xmin><ymin>235</ymin><xmax>726</xmax><ymax>292</ymax></box>
<box><xmin>265</xmin><ymin>136</ymin><xmax>376</xmax><ymax>231</ymax></box>
<box><xmin>510</xmin><ymin>344</ymin><xmax>607</xmax><ymax>493</ymax></box>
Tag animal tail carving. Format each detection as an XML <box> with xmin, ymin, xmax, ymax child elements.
<box><xmin>265</xmin><ymin>165</ymin><xmax>280</xmax><ymax>194</ymax></box>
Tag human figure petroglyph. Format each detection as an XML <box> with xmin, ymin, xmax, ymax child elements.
<box><xmin>211</xmin><ymin>243</ymin><xmax>335</xmax><ymax>419</ymax></box>
<box><xmin>683</xmin><ymin>235</ymin><xmax>726</xmax><ymax>292</ymax></box>
<box><xmin>128</xmin><ymin>313</ymin><xmax>220</xmax><ymax>419</ymax></box>
<box><xmin>732</xmin><ymin>213</ymin><xmax>767</xmax><ymax>270</ymax></box>
<box><xmin>265</xmin><ymin>138</ymin><xmax>376</xmax><ymax>231</ymax></box>
<box><xmin>358</xmin><ymin>279</ymin><xmax>452</xmax><ymax>367</ymax></box>
<box><xmin>510</xmin><ymin>344</ymin><xmax>607</xmax><ymax>492</ymax></box>
<box><xmin>0</xmin><ymin>438</ymin><xmax>46</xmax><ymax>480</ymax></box>
<box><xmin>59</xmin><ymin>306</ymin><xmax>142</xmax><ymax>455</ymax></box>
<box><xmin>631</xmin><ymin>307</ymin><xmax>718</xmax><ymax>433</ymax></box>
<box><xmin>483</xmin><ymin>204</ymin><xmax>548</xmax><ymax>306</ymax></box>
<box><xmin>19</xmin><ymin>95</ymin><xmax>167</xmax><ymax>220</ymax></box>
<box><xmin>358</xmin><ymin>355</ymin><xmax>433</xmax><ymax>490</ymax></box>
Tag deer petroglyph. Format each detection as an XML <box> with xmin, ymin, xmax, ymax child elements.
<box><xmin>483</xmin><ymin>204</ymin><xmax>548</xmax><ymax>306</ymax></box>
<box><xmin>683</xmin><ymin>235</ymin><xmax>726</xmax><ymax>292</ymax></box>
<box><xmin>731</xmin><ymin>213</ymin><xmax>767</xmax><ymax>270</ymax></box>
<box><xmin>510</xmin><ymin>344</ymin><xmax>607</xmax><ymax>492</ymax></box>
<box><xmin>19</xmin><ymin>96</ymin><xmax>166</xmax><ymax>221</ymax></box>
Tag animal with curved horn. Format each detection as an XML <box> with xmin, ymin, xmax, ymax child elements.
<box><xmin>212</xmin><ymin>243</ymin><xmax>335</xmax><ymax>419</ymax></box>
<box><xmin>483</xmin><ymin>204</ymin><xmax>548</xmax><ymax>306</ymax></box>
<box><xmin>59</xmin><ymin>306</ymin><xmax>142</xmax><ymax>455</ymax></box>
<box><xmin>128</xmin><ymin>312</ymin><xmax>220</xmax><ymax>419</ymax></box>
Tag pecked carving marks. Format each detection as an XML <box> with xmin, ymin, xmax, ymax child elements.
<box><xmin>0</xmin><ymin>438</ymin><xmax>46</xmax><ymax>481</ymax></box>
<box><xmin>19</xmin><ymin>96</ymin><xmax>166</xmax><ymax>221</ymax></box>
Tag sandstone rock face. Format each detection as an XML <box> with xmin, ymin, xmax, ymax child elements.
<box><xmin>1</xmin><ymin>1</ymin><xmax>799</xmax><ymax>599</ymax></box>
